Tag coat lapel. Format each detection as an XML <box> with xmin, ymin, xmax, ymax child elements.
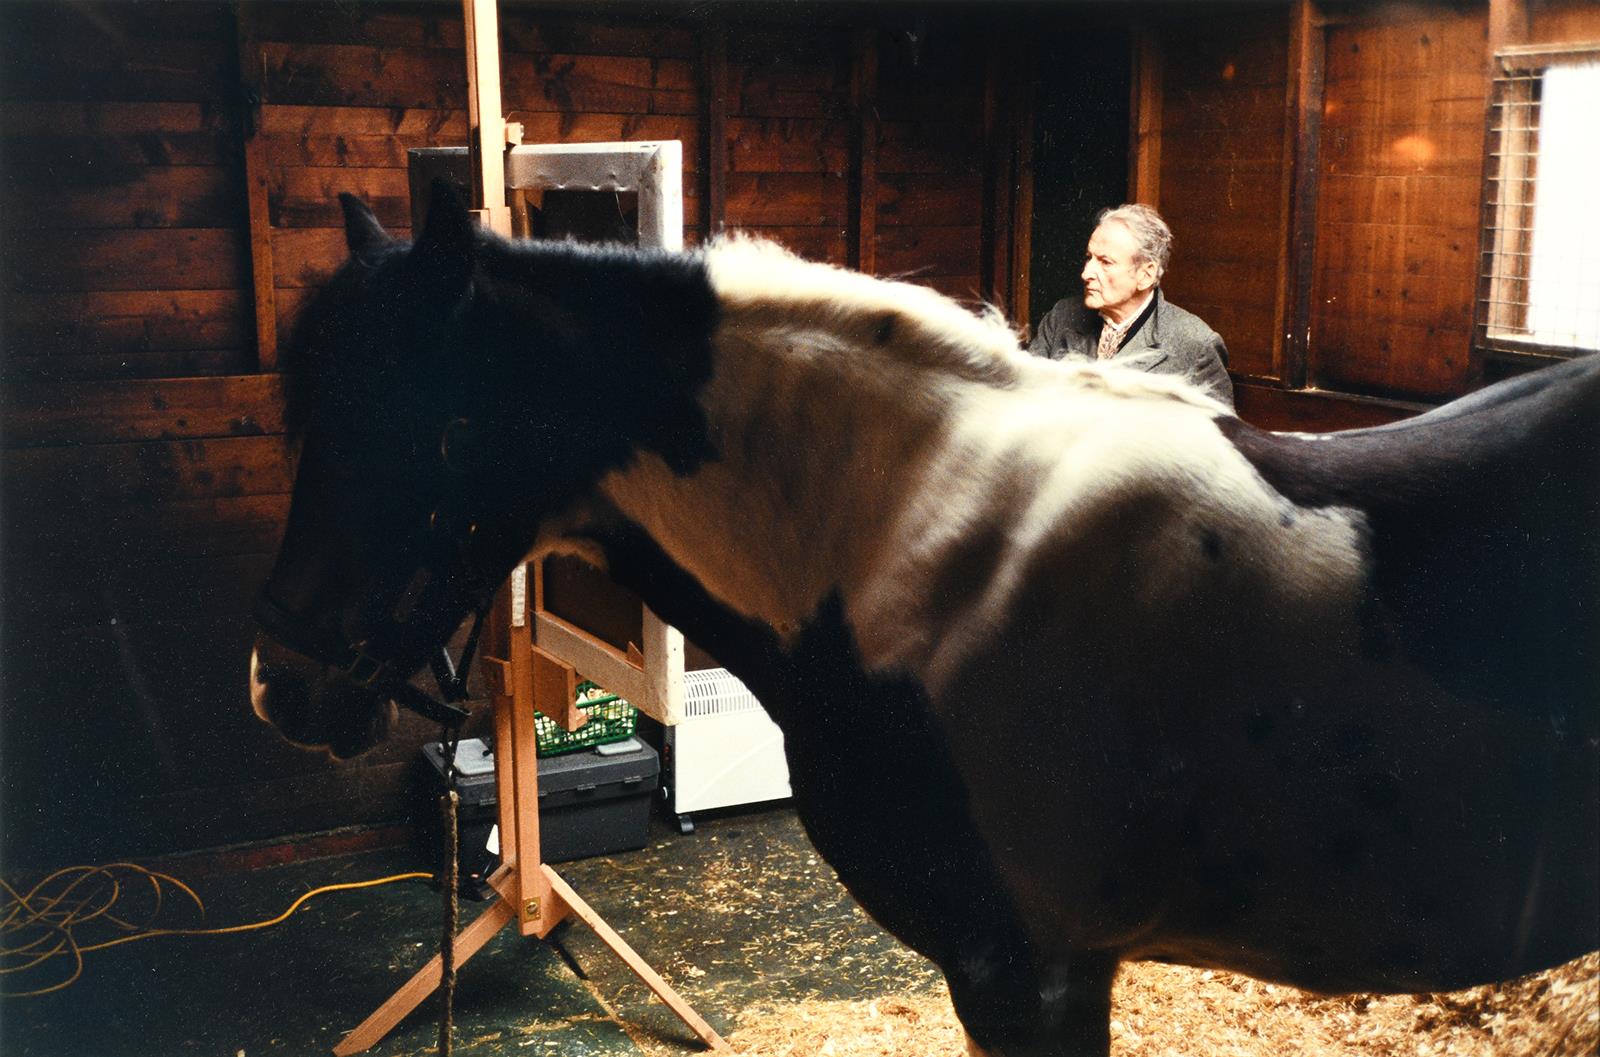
<box><xmin>1112</xmin><ymin>290</ymin><xmax>1169</xmax><ymax>372</ymax></box>
<box><xmin>1066</xmin><ymin>313</ymin><xmax>1099</xmax><ymax>359</ymax></box>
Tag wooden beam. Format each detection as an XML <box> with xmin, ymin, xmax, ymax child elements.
<box><xmin>1487</xmin><ymin>0</ymin><xmax>1529</xmax><ymax>57</ymax></box>
<box><xmin>332</xmin><ymin>865</ymin><xmax>517</xmax><ymax>1056</ymax></box>
<box><xmin>532</xmin><ymin>611</ymin><xmax>654</xmax><ymax>719</ymax></box>
<box><xmin>541</xmin><ymin>866</ymin><xmax>731</xmax><ymax>1052</ymax></box>
<box><xmin>532</xmin><ymin>645</ymin><xmax>584</xmax><ymax>733</ymax></box>
<box><xmin>700</xmin><ymin>19</ymin><xmax>728</xmax><ymax>237</ymax></box>
<box><xmin>1010</xmin><ymin>39</ymin><xmax>1036</xmax><ymax>333</ymax></box>
<box><xmin>502</xmin><ymin>564</ymin><xmax>554</xmax><ymax>938</ymax></box>
<box><xmin>981</xmin><ymin>29</ymin><xmax>1012</xmax><ymax>309</ymax></box>
<box><xmin>848</xmin><ymin>27</ymin><xmax>878</xmax><ymax>274</ymax></box>
<box><xmin>462</xmin><ymin>0</ymin><xmax>512</xmax><ymax>236</ymax></box>
<box><xmin>484</xmin><ymin>588</ymin><xmax>522</xmax><ymax>890</ymax></box>
<box><xmin>1280</xmin><ymin>0</ymin><xmax>1325</xmax><ymax>390</ymax></box>
<box><xmin>1474</xmin><ymin>0</ymin><xmax>1529</xmax><ymax>384</ymax></box>
<box><xmin>1128</xmin><ymin>29</ymin><xmax>1163</xmax><ymax>207</ymax></box>
<box><xmin>231</xmin><ymin>2</ymin><xmax>277</xmax><ymax>371</ymax></box>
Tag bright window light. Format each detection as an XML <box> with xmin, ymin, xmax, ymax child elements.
<box><xmin>1525</xmin><ymin>62</ymin><xmax>1600</xmax><ymax>350</ymax></box>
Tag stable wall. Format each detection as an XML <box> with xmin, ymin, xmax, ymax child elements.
<box><xmin>1140</xmin><ymin>0</ymin><xmax>1600</xmax><ymax>421</ymax></box>
<box><xmin>6</xmin><ymin>0</ymin><xmax>1594</xmax><ymax>866</ymax></box>
<box><xmin>0</xmin><ymin>0</ymin><xmax>1012</xmax><ymax>867</ymax></box>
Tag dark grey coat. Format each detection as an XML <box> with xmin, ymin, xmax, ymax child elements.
<box><xmin>1028</xmin><ymin>289</ymin><xmax>1235</xmax><ymax>408</ymax></box>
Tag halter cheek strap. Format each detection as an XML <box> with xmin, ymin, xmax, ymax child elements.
<box><xmin>253</xmin><ymin>412</ymin><xmax>510</xmax><ymax>734</ymax></box>
<box><xmin>252</xmin><ymin>587</ymin><xmax>477</xmax><ymax>729</ymax></box>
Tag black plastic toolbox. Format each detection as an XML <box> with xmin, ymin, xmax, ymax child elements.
<box><xmin>418</xmin><ymin>736</ymin><xmax>660</xmax><ymax>894</ymax></box>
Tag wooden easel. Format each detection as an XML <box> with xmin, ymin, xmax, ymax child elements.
<box><xmin>334</xmin><ymin>567</ymin><xmax>725</xmax><ymax>1054</ymax></box>
<box><xmin>332</xmin><ymin>2</ymin><xmax>724</xmax><ymax>1052</ymax></box>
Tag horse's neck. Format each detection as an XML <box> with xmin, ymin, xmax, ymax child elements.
<box><xmin>595</xmin><ymin>303</ymin><xmax>988</xmax><ymax>645</ymax></box>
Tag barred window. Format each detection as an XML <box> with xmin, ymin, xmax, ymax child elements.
<box><xmin>1478</xmin><ymin>44</ymin><xmax>1600</xmax><ymax>360</ymax></box>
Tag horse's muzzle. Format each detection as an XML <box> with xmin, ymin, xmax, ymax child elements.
<box><xmin>249</xmin><ymin>635</ymin><xmax>396</xmax><ymax>758</ymax></box>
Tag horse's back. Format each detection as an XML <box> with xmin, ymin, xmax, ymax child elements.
<box><xmin>1218</xmin><ymin>354</ymin><xmax>1599</xmax><ymax>739</ymax></box>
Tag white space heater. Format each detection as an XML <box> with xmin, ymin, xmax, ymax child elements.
<box><xmin>664</xmin><ymin>668</ymin><xmax>792</xmax><ymax>833</ymax></box>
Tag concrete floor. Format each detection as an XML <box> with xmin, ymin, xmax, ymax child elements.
<box><xmin>2</xmin><ymin>805</ymin><xmax>943</xmax><ymax>1057</ymax></box>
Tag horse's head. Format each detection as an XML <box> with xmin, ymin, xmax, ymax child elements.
<box><xmin>250</xmin><ymin>182</ymin><xmax>718</xmax><ymax>756</ymax></box>
<box><xmin>249</xmin><ymin>184</ymin><xmax>522</xmax><ymax>756</ymax></box>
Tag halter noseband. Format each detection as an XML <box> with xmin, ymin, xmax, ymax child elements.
<box><xmin>253</xmin><ymin>416</ymin><xmax>513</xmax><ymax>732</ymax></box>
<box><xmin>253</xmin><ymin>586</ymin><xmax>480</xmax><ymax>729</ymax></box>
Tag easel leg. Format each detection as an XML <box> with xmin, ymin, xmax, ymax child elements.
<box><xmin>543</xmin><ymin>865</ymin><xmax>729</xmax><ymax>1051</ymax></box>
<box><xmin>332</xmin><ymin>865</ymin><xmax>517</xmax><ymax>1056</ymax></box>
<box><xmin>334</xmin><ymin>568</ymin><xmax>726</xmax><ymax>1055</ymax></box>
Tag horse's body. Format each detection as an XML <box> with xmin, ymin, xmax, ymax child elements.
<box><xmin>250</xmin><ymin>186</ymin><xmax>1599</xmax><ymax>1056</ymax></box>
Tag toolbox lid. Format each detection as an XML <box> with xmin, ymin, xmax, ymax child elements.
<box><xmin>538</xmin><ymin>738</ymin><xmax>659</xmax><ymax>798</ymax></box>
<box><xmin>422</xmin><ymin>737</ymin><xmax>659</xmax><ymax>803</ymax></box>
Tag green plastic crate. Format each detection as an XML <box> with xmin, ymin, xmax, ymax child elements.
<box><xmin>534</xmin><ymin>681</ymin><xmax>638</xmax><ymax>757</ymax></box>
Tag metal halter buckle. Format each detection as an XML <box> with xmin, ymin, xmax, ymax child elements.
<box><xmin>345</xmin><ymin>648</ymin><xmax>388</xmax><ymax>688</ymax></box>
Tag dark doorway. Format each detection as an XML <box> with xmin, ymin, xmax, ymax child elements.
<box><xmin>1028</xmin><ymin>25</ymin><xmax>1132</xmax><ymax>332</ymax></box>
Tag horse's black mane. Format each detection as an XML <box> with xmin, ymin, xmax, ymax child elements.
<box><xmin>279</xmin><ymin>227</ymin><xmax>717</xmax><ymax>443</ymax></box>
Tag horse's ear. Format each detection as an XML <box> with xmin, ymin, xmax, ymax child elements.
<box><xmin>411</xmin><ymin>179</ymin><xmax>476</xmax><ymax>294</ymax></box>
<box><xmin>339</xmin><ymin>193</ymin><xmax>393</xmax><ymax>262</ymax></box>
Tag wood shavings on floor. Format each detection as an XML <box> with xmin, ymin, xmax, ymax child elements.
<box><xmin>726</xmin><ymin>951</ymin><xmax>1598</xmax><ymax>1056</ymax></box>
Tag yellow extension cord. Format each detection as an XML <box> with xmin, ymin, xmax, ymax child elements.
<box><xmin>1</xmin><ymin>862</ymin><xmax>432</xmax><ymax>998</ymax></box>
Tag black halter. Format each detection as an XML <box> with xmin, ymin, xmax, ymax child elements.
<box><xmin>252</xmin><ymin>416</ymin><xmax>512</xmax><ymax>732</ymax></box>
<box><xmin>252</xmin><ymin>586</ymin><xmax>482</xmax><ymax>730</ymax></box>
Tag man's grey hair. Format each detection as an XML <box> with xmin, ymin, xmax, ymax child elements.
<box><xmin>1097</xmin><ymin>203</ymin><xmax>1173</xmax><ymax>281</ymax></box>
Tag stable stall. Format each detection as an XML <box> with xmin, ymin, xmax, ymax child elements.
<box><xmin>2</xmin><ymin>2</ymin><xmax>1597</xmax><ymax>1055</ymax></box>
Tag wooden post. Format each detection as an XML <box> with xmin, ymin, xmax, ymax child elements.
<box><xmin>1128</xmin><ymin>30</ymin><xmax>1163</xmax><ymax>208</ymax></box>
<box><xmin>331</xmin><ymin>868</ymin><xmax>517</xmax><ymax>1057</ymax></box>
<box><xmin>701</xmin><ymin>20</ymin><xmax>728</xmax><ymax>239</ymax></box>
<box><xmin>848</xmin><ymin>28</ymin><xmax>879</xmax><ymax>275</ymax></box>
<box><xmin>1008</xmin><ymin>35</ymin><xmax>1036</xmax><ymax>335</ymax></box>
<box><xmin>982</xmin><ymin>22</ymin><xmax>1036</xmax><ymax>323</ymax></box>
<box><xmin>542</xmin><ymin>866</ymin><xmax>726</xmax><ymax>1046</ymax></box>
<box><xmin>1475</xmin><ymin>0</ymin><xmax>1530</xmax><ymax>384</ymax></box>
<box><xmin>532</xmin><ymin>646</ymin><xmax>584</xmax><ymax>732</ymax></box>
<box><xmin>230</xmin><ymin>2</ymin><xmax>277</xmax><ymax>371</ymax></box>
<box><xmin>462</xmin><ymin>0</ymin><xmax>512</xmax><ymax>236</ymax></box>
<box><xmin>1486</xmin><ymin>0</ymin><xmax>1529</xmax><ymax>57</ymax></box>
<box><xmin>336</xmin><ymin>565</ymin><xmax>725</xmax><ymax>1052</ymax></box>
<box><xmin>1280</xmin><ymin>0</ymin><xmax>1326</xmax><ymax>390</ymax></box>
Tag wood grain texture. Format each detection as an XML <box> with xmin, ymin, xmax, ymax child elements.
<box><xmin>1310</xmin><ymin>5</ymin><xmax>1489</xmax><ymax>397</ymax></box>
<box><xmin>875</xmin><ymin>225</ymin><xmax>983</xmax><ymax>278</ymax></box>
<box><xmin>4</xmin><ymin>228</ymin><xmax>246</xmax><ymax>292</ymax></box>
<box><xmin>2</xmin><ymin>374</ymin><xmax>286</xmax><ymax>447</ymax></box>
<box><xmin>1527</xmin><ymin>0</ymin><xmax>1600</xmax><ymax>41</ymax></box>
<box><xmin>1234</xmin><ymin>381</ymin><xmax>1422</xmax><ymax>432</ymax></box>
<box><xmin>727</xmin><ymin>116</ymin><xmax>848</xmax><ymax>174</ymax></box>
<box><xmin>3</xmin><ymin>434</ymin><xmax>295</xmax><ymax>507</ymax></box>
<box><xmin>2</xmin><ymin>10</ymin><xmax>230</xmax><ymax>103</ymax></box>
<box><xmin>1154</xmin><ymin>7</ymin><xmax>1290</xmax><ymax>382</ymax></box>
<box><xmin>877</xmin><ymin>173</ymin><xmax>983</xmax><ymax>228</ymax></box>
<box><xmin>0</xmin><ymin>1</ymin><xmax>1003</xmax><ymax>867</ymax></box>
<box><xmin>736</xmin><ymin>225</ymin><xmax>849</xmax><ymax>266</ymax></box>
<box><xmin>5</xmin><ymin>289</ymin><xmax>249</xmax><ymax>360</ymax></box>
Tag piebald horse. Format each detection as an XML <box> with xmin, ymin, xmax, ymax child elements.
<box><xmin>250</xmin><ymin>184</ymin><xmax>1598</xmax><ymax>1057</ymax></box>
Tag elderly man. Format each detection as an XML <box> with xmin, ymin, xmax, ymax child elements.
<box><xmin>1029</xmin><ymin>203</ymin><xmax>1234</xmax><ymax>408</ymax></box>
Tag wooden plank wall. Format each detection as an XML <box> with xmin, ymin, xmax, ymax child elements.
<box><xmin>1311</xmin><ymin>5</ymin><xmax>1489</xmax><ymax>399</ymax></box>
<box><xmin>873</xmin><ymin>25</ymin><xmax>988</xmax><ymax>301</ymax></box>
<box><xmin>12</xmin><ymin>0</ymin><xmax>1589</xmax><ymax>865</ymax></box>
<box><xmin>1151</xmin><ymin>10</ymin><xmax>1290</xmax><ymax>383</ymax></box>
<box><xmin>0</xmin><ymin>2</ymin><xmax>320</xmax><ymax>867</ymax></box>
<box><xmin>1307</xmin><ymin>0</ymin><xmax>1600</xmax><ymax>399</ymax></box>
<box><xmin>1144</xmin><ymin>0</ymin><xmax>1600</xmax><ymax>411</ymax></box>
<box><xmin>0</xmin><ymin>1</ymin><xmax>1000</xmax><ymax>867</ymax></box>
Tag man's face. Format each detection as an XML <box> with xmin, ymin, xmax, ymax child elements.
<box><xmin>1081</xmin><ymin>220</ymin><xmax>1158</xmax><ymax>318</ymax></box>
